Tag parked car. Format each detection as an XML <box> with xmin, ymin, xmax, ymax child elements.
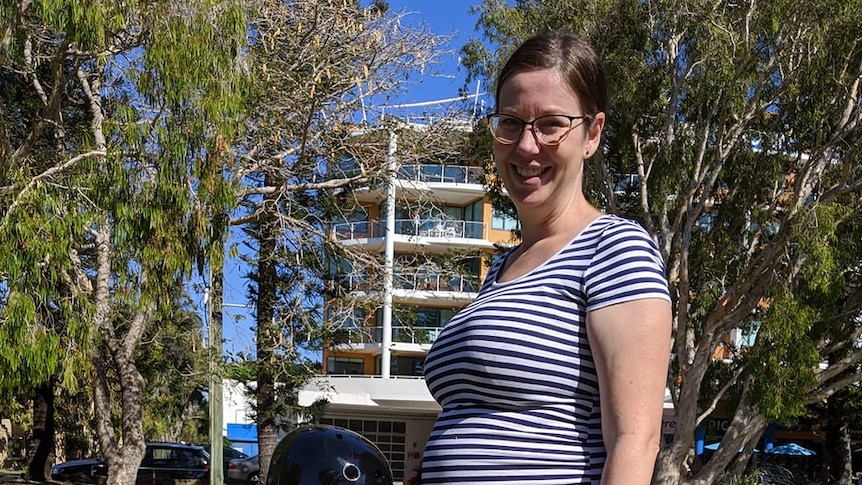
<box><xmin>50</xmin><ymin>458</ymin><xmax>107</xmax><ymax>483</ymax></box>
<box><xmin>51</xmin><ymin>442</ymin><xmax>211</xmax><ymax>485</ymax></box>
<box><xmin>226</xmin><ymin>454</ymin><xmax>259</xmax><ymax>484</ymax></box>
<box><xmin>200</xmin><ymin>444</ymin><xmax>249</xmax><ymax>476</ymax></box>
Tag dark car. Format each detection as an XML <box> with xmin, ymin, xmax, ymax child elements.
<box><xmin>137</xmin><ymin>442</ymin><xmax>210</xmax><ymax>485</ymax></box>
<box><xmin>50</xmin><ymin>458</ymin><xmax>107</xmax><ymax>483</ymax></box>
<box><xmin>51</xmin><ymin>442</ymin><xmax>211</xmax><ymax>485</ymax></box>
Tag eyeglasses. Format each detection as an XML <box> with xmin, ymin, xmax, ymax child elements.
<box><xmin>486</xmin><ymin>113</ymin><xmax>592</xmax><ymax>146</ymax></box>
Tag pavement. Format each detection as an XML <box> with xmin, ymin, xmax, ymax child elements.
<box><xmin>0</xmin><ymin>472</ymin><xmax>29</xmax><ymax>483</ymax></box>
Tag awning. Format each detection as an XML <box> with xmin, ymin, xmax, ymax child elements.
<box><xmin>764</xmin><ymin>443</ymin><xmax>816</xmax><ymax>456</ymax></box>
<box><xmin>704</xmin><ymin>442</ymin><xmax>757</xmax><ymax>452</ymax></box>
<box><xmin>226</xmin><ymin>423</ymin><xmax>257</xmax><ymax>443</ymax></box>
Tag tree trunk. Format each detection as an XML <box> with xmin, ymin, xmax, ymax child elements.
<box><xmin>824</xmin><ymin>388</ymin><xmax>853</xmax><ymax>485</ymax></box>
<box><xmin>90</xmin><ymin>225</ymin><xmax>148</xmax><ymax>485</ymax></box>
<box><xmin>655</xmin><ymin>448</ymin><xmax>687</xmax><ymax>485</ymax></box>
<box><xmin>27</xmin><ymin>380</ymin><xmax>55</xmax><ymax>481</ymax></box>
<box><xmin>256</xmin><ymin>176</ymin><xmax>280</xmax><ymax>485</ymax></box>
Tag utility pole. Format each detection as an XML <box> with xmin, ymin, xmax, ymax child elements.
<box><xmin>208</xmin><ymin>268</ymin><xmax>224</xmax><ymax>485</ymax></box>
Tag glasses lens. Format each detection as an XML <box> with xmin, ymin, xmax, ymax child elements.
<box><xmin>534</xmin><ymin>115</ymin><xmax>574</xmax><ymax>145</ymax></box>
<box><xmin>488</xmin><ymin>115</ymin><xmax>523</xmax><ymax>144</ymax></box>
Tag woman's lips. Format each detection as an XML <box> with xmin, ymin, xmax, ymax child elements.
<box><xmin>514</xmin><ymin>165</ymin><xmax>546</xmax><ymax>178</ymax></box>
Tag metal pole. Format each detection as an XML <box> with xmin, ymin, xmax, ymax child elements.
<box><xmin>208</xmin><ymin>268</ymin><xmax>224</xmax><ymax>485</ymax></box>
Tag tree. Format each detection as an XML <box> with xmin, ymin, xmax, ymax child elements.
<box><xmin>462</xmin><ymin>1</ymin><xmax>862</xmax><ymax>483</ymax></box>
<box><xmin>0</xmin><ymin>0</ymin><xmax>247</xmax><ymax>483</ymax></box>
<box><xmin>137</xmin><ymin>293</ymin><xmax>211</xmax><ymax>444</ymax></box>
<box><xmin>226</xmin><ymin>1</ymin><xmax>455</xmax><ymax>482</ymax></box>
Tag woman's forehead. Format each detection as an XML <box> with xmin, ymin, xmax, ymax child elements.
<box><xmin>497</xmin><ymin>68</ymin><xmax>582</xmax><ymax>113</ymax></box>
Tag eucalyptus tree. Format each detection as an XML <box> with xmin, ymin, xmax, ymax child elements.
<box><xmin>461</xmin><ymin>1</ymin><xmax>862</xmax><ymax>483</ymax></box>
<box><xmin>227</xmin><ymin>1</ymin><xmax>461</xmax><ymax>481</ymax></box>
<box><xmin>0</xmin><ymin>0</ymin><xmax>247</xmax><ymax>483</ymax></box>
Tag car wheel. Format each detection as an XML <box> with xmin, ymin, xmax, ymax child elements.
<box><xmin>248</xmin><ymin>472</ymin><xmax>259</xmax><ymax>483</ymax></box>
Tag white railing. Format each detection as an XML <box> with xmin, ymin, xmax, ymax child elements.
<box><xmin>332</xmin><ymin>218</ymin><xmax>487</xmax><ymax>240</ymax></box>
<box><xmin>341</xmin><ymin>269</ymin><xmax>477</xmax><ymax>293</ymax></box>
<box><xmin>338</xmin><ymin>325</ymin><xmax>443</xmax><ymax>346</ymax></box>
<box><xmin>396</xmin><ymin>164</ymin><xmax>483</xmax><ymax>185</ymax></box>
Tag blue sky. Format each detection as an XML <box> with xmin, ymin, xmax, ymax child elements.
<box><xmin>382</xmin><ymin>0</ymin><xmax>485</xmax><ymax>104</ymax></box>
<box><xmin>215</xmin><ymin>1</ymin><xmax>490</xmax><ymax>357</ymax></box>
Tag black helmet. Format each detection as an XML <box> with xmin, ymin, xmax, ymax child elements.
<box><xmin>267</xmin><ymin>424</ymin><xmax>394</xmax><ymax>485</ymax></box>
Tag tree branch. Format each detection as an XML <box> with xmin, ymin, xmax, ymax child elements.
<box><xmin>0</xmin><ymin>150</ymin><xmax>107</xmax><ymax>230</ymax></box>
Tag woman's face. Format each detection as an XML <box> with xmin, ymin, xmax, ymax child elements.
<box><xmin>493</xmin><ymin>68</ymin><xmax>603</xmax><ymax>215</ymax></box>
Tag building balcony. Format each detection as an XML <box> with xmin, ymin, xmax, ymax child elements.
<box><xmin>332</xmin><ymin>218</ymin><xmax>495</xmax><ymax>253</ymax></box>
<box><xmin>351</xmin><ymin>163</ymin><xmax>485</xmax><ymax>205</ymax></box>
<box><xmin>298</xmin><ymin>375</ymin><xmax>440</xmax><ymax>414</ymax></box>
<box><xmin>340</xmin><ymin>325</ymin><xmax>443</xmax><ymax>348</ymax></box>
<box><xmin>340</xmin><ymin>268</ymin><xmax>477</xmax><ymax>305</ymax></box>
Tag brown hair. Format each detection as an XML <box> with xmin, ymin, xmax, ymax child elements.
<box><xmin>495</xmin><ymin>30</ymin><xmax>607</xmax><ymax>118</ymax></box>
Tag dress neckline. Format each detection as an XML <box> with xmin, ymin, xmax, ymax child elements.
<box><xmin>493</xmin><ymin>214</ymin><xmax>615</xmax><ymax>286</ymax></box>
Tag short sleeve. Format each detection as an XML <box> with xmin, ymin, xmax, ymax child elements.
<box><xmin>584</xmin><ymin>218</ymin><xmax>670</xmax><ymax>312</ymax></box>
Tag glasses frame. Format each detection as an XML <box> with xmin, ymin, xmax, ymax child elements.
<box><xmin>486</xmin><ymin>113</ymin><xmax>593</xmax><ymax>146</ymax></box>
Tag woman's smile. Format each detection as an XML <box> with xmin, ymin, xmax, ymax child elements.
<box><xmin>513</xmin><ymin>164</ymin><xmax>547</xmax><ymax>179</ymax></box>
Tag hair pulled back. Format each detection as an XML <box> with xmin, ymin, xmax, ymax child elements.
<box><xmin>495</xmin><ymin>30</ymin><xmax>607</xmax><ymax>118</ymax></box>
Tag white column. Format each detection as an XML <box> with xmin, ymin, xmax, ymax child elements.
<box><xmin>381</xmin><ymin>130</ymin><xmax>397</xmax><ymax>378</ymax></box>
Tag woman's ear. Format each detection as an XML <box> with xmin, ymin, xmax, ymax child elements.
<box><xmin>584</xmin><ymin>112</ymin><xmax>605</xmax><ymax>158</ymax></box>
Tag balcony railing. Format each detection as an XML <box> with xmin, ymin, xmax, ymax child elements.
<box><xmin>332</xmin><ymin>218</ymin><xmax>487</xmax><ymax>240</ymax></box>
<box><xmin>342</xmin><ymin>269</ymin><xmax>477</xmax><ymax>293</ymax></box>
<box><xmin>342</xmin><ymin>325</ymin><xmax>443</xmax><ymax>346</ymax></box>
<box><xmin>396</xmin><ymin>164</ymin><xmax>483</xmax><ymax>185</ymax></box>
<box><xmin>334</xmin><ymin>162</ymin><xmax>483</xmax><ymax>185</ymax></box>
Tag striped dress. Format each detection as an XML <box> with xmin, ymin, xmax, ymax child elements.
<box><xmin>421</xmin><ymin>215</ymin><xmax>670</xmax><ymax>484</ymax></box>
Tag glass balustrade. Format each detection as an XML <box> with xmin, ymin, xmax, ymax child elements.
<box><xmin>339</xmin><ymin>325</ymin><xmax>444</xmax><ymax>345</ymax></box>
<box><xmin>339</xmin><ymin>269</ymin><xmax>477</xmax><ymax>293</ymax></box>
<box><xmin>332</xmin><ymin>161</ymin><xmax>483</xmax><ymax>185</ymax></box>
<box><xmin>332</xmin><ymin>219</ymin><xmax>486</xmax><ymax>240</ymax></box>
<box><xmin>395</xmin><ymin>164</ymin><xmax>483</xmax><ymax>185</ymax></box>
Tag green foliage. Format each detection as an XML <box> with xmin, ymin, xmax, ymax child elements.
<box><xmin>0</xmin><ymin>2</ymin><xmax>250</xmax><ymax>478</ymax></box>
<box><xmin>793</xmin><ymin>204</ymin><xmax>851</xmax><ymax>298</ymax></box>
<box><xmin>301</xmin><ymin>398</ymin><xmax>330</xmax><ymax>425</ymax></box>
<box><xmin>55</xmin><ymin>385</ymin><xmax>100</xmax><ymax>460</ymax></box>
<box><xmin>745</xmin><ymin>290</ymin><xmax>820</xmax><ymax>422</ymax></box>
<box><xmin>137</xmin><ymin>295</ymin><xmax>210</xmax><ymax>443</ymax></box>
<box><xmin>0</xmin><ymin>185</ymin><xmax>93</xmax><ymax>402</ymax></box>
<box><xmin>715</xmin><ymin>464</ymin><xmax>805</xmax><ymax>485</ymax></box>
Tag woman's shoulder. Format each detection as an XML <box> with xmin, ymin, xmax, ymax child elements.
<box><xmin>582</xmin><ymin>214</ymin><xmax>655</xmax><ymax>243</ymax></box>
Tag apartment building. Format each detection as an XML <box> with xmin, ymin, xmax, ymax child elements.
<box><xmin>293</xmin><ymin>120</ymin><xmax>511</xmax><ymax>480</ymax></box>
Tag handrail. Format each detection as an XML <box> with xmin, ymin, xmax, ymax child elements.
<box><xmin>341</xmin><ymin>269</ymin><xmax>477</xmax><ymax>293</ymax></box>
<box><xmin>332</xmin><ymin>218</ymin><xmax>487</xmax><ymax>240</ymax></box>
<box><xmin>334</xmin><ymin>162</ymin><xmax>483</xmax><ymax>185</ymax></box>
<box><xmin>395</xmin><ymin>164</ymin><xmax>483</xmax><ymax>185</ymax></box>
<box><xmin>338</xmin><ymin>325</ymin><xmax>444</xmax><ymax>345</ymax></box>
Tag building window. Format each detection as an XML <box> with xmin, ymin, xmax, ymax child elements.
<box><xmin>327</xmin><ymin>357</ymin><xmax>365</xmax><ymax>375</ymax></box>
<box><xmin>464</xmin><ymin>199</ymin><xmax>483</xmax><ymax>222</ymax></box>
<box><xmin>320</xmin><ymin>418</ymin><xmax>407</xmax><ymax>481</ymax></box>
<box><xmin>731</xmin><ymin>321</ymin><xmax>760</xmax><ymax>348</ymax></box>
<box><xmin>390</xmin><ymin>355</ymin><xmax>427</xmax><ymax>377</ymax></box>
<box><xmin>492</xmin><ymin>208</ymin><xmax>519</xmax><ymax>231</ymax></box>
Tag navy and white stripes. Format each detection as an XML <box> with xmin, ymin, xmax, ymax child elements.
<box><xmin>421</xmin><ymin>215</ymin><xmax>670</xmax><ymax>484</ymax></box>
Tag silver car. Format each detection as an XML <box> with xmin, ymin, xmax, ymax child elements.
<box><xmin>227</xmin><ymin>454</ymin><xmax>259</xmax><ymax>484</ymax></box>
